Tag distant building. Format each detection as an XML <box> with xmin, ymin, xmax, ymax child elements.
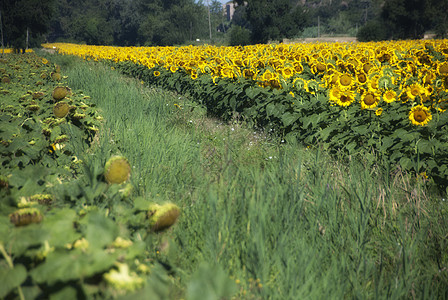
<box><xmin>223</xmin><ymin>1</ymin><xmax>246</xmax><ymax>21</ymax></box>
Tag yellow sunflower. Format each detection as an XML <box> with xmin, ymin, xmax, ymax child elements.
<box><xmin>154</xmin><ymin>70</ymin><xmax>161</xmax><ymax>77</ymax></box>
<box><xmin>436</xmin><ymin>61</ymin><xmax>448</xmax><ymax>76</ymax></box>
<box><xmin>331</xmin><ymin>89</ymin><xmax>355</xmax><ymax>107</ymax></box>
<box><xmin>406</xmin><ymin>83</ymin><xmax>426</xmax><ymax>100</ymax></box>
<box><xmin>356</xmin><ymin>72</ymin><xmax>368</xmax><ymax>85</ymax></box>
<box><xmin>261</xmin><ymin>70</ymin><xmax>275</xmax><ymax>82</ymax></box>
<box><xmin>382</xmin><ymin>89</ymin><xmax>397</xmax><ymax>103</ymax></box>
<box><xmin>169</xmin><ymin>66</ymin><xmax>178</xmax><ymax>73</ymax></box>
<box><xmin>281</xmin><ymin>67</ymin><xmax>294</xmax><ymax>79</ymax></box>
<box><xmin>329</xmin><ymin>86</ymin><xmax>342</xmax><ymax>103</ymax></box>
<box><xmin>361</xmin><ymin>91</ymin><xmax>380</xmax><ymax>109</ymax></box>
<box><xmin>337</xmin><ymin>73</ymin><xmax>355</xmax><ymax>90</ymax></box>
<box><xmin>409</xmin><ymin>105</ymin><xmax>432</xmax><ymax>126</ymax></box>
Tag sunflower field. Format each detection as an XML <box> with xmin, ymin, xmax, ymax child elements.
<box><xmin>42</xmin><ymin>41</ymin><xmax>448</xmax><ymax>191</ymax></box>
<box><xmin>2</xmin><ymin>43</ymin><xmax>448</xmax><ymax>299</ymax></box>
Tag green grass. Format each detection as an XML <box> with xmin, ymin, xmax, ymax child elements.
<box><xmin>39</xmin><ymin>50</ymin><xmax>448</xmax><ymax>299</ymax></box>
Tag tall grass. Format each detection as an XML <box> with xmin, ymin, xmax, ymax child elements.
<box><xmin>40</xmin><ymin>51</ymin><xmax>448</xmax><ymax>299</ymax></box>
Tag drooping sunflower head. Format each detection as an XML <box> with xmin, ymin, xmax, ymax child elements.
<box><xmin>53</xmin><ymin>101</ymin><xmax>70</xmax><ymax>118</ymax></box>
<box><xmin>377</xmin><ymin>75</ymin><xmax>394</xmax><ymax>90</ymax></box>
<box><xmin>52</xmin><ymin>86</ymin><xmax>68</xmax><ymax>101</ymax></box>
<box><xmin>147</xmin><ymin>203</ymin><xmax>181</xmax><ymax>232</ymax></box>
<box><xmin>104</xmin><ymin>156</ymin><xmax>131</xmax><ymax>184</ymax></box>
<box><xmin>10</xmin><ymin>208</ymin><xmax>43</xmax><ymax>227</ymax></box>
<box><xmin>293</xmin><ymin>77</ymin><xmax>306</xmax><ymax>91</ymax></box>
<box><xmin>269</xmin><ymin>78</ymin><xmax>282</xmax><ymax>89</ymax></box>
<box><xmin>51</xmin><ymin>72</ymin><xmax>61</xmax><ymax>81</ymax></box>
<box><xmin>313</xmin><ymin>62</ymin><xmax>327</xmax><ymax>73</ymax></box>
<box><xmin>409</xmin><ymin>105</ymin><xmax>432</xmax><ymax>126</ymax></box>
<box><xmin>305</xmin><ymin>80</ymin><xmax>320</xmax><ymax>94</ymax></box>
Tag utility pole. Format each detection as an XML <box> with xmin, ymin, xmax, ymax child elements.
<box><xmin>0</xmin><ymin>10</ymin><xmax>4</xmax><ymax>56</ymax></box>
<box><xmin>26</xmin><ymin>28</ymin><xmax>29</xmax><ymax>50</ymax></box>
<box><xmin>207</xmin><ymin>0</ymin><xmax>212</xmax><ymax>41</ymax></box>
<box><xmin>318</xmin><ymin>15</ymin><xmax>320</xmax><ymax>38</ymax></box>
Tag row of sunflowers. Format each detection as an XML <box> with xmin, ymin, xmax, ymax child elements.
<box><xmin>42</xmin><ymin>41</ymin><xmax>448</xmax><ymax>190</ymax></box>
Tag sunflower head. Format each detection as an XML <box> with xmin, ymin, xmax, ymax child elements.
<box><xmin>409</xmin><ymin>105</ymin><xmax>432</xmax><ymax>126</ymax></box>
<box><xmin>281</xmin><ymin>67</ymin><xmax>294</xmax><ymax>79</ymax></box>
<box><xmin>10</xmin><ymin>208</ymin><xmax>43</xmax><ymax>227</ymax></box>
<box><xmin>361</xmin><ymin>91</ymin><xmax>380</xmax><ymax>109</ymax></box>
<box><xmin>51</xmin><ymin>72</ymin><xmax>61</xmax><ymax>81</ymax></box>
<box><xmin>293</xmin><ymin>77</ymin><xmax>306</xmax><ymax>90</ymax></box>
<box><xmin>52</xmin><ymin>86</ymin><xmax>68</xmax><ymax>101</ymax></box>
<box><xmin>377</xmin><ymin>75</ymin><xmax>394</xmax><ymax>90</ymax></box>
<box><xmin>261</xmin><ymin>70</ymin><xmax>275</xmax><ymax>82</ymax></box>
<box><xmin>382</xmin><ymin>89</ymin><xmax>397</xmax><ymax>103</ymax></box>
<box><xmin>104</xmin><ymin>156</ymin><xmax>131</xmax><ymax>184</ymax></box>
<box><xmin>436</xmin><ymin>62</ymin><xmax>448</xmax><ymax>76</ymax></box>
<box><xmin>338</xmin><ymin>73</ymin><xmax>354</xmax><ymax>88</ymax></box>
<box><xmin>362</xmin><ymin>62</ymin><xmax>374</xmax><ymax>74</ymax></box>
<box><xmin>53</xmin><ymin>101</ymin><xmax>70</xmax><ymax>118</ymax></box>
<box><xmin>147</xmin><ymin>203</ymin><xmax>181</xmax><ymax>232</ymax></box>
<box><xmin>357</xmin><ymin>72</ymin><xmax>367</xmax><ymax>85</ymax></box>
<box><xmin>406</xmin><ymin>83</ymin><xmax>425</xmax><ymax>100</ymax></box>
<box><xmin>331</xmin><ymin>89</ymin><xmax>355</xmax><ymax>107</ymax></box>
<box><xmin>314</xmin><ymin>62</ymin><xmax>326</xmax><ymax>73</ymax></box>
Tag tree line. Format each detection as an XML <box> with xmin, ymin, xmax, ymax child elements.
<box><xmin>1</xmin><ymin>0</ymin><xmax>447</xmax><ymax>50</ymax></box>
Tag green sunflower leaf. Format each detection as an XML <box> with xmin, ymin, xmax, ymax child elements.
<box><xmin>0</xmin><ymin>264</ymin><xmax>27</xmax><ymax>298</ymax></box>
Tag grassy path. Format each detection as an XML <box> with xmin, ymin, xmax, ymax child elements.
<box><xmin>39</xmin><ymin>51</ymin><xmax>448</xmax><ymax>299</ymax></box>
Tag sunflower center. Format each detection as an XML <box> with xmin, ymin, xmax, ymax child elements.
<box><xmin>316</xmin><ymin>63</ymin><xmax>326</xmax><ymax>72</ymax></box>
<box><xmin>364</xmin><ymin>94</ymin><xmax>376</xmax><ymax>105</ymax></box>
<box><xmin>340</xmin><ymin>74</ymin><xmax>352</xmax><ymax>86</ymax></box>
<box><xmin>358</xmin><ymin>74</ymin><xmax>367</xmax><ymax>83</ymax></box>
<box><xmin>330</xmin><ymin>74</ymin><xmax>339</xmax><ymax>84</ymax></box>
<box><xmin>440</xmin><ymin>62</ymin><xmax>448</xmax><ymax>74</ymax></box>
<box><xmin>414</xmin><ymin>111</ymin><xmax>426</xmax><ymax>122</ymax></box>
<box><xmin>363</xmin><ymin>63</ymin><xmax>373</xmax><ymax>73</ymax></box>
<box><xmin>340</xmin><ymin>95</ymin><xmax>349</xmax><ymax>103</ymax></box>
<box><xmin>411</xmin><ymin>88</ymin><xmax>419</xmax><ymax>96</ymax></box>
<box><xmin>385</xmin><ymin>91</ymin><xmax>394</xmax><ymax>100</ymax></box>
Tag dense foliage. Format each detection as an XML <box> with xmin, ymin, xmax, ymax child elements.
<box><xmin>2</xmin><ymin>0</ymin><xmax>448</xmax><ymax>49</ymax></box>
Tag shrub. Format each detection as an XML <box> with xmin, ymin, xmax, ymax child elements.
<box><xmin>357</xmin><ymin>20</ymin><xmax>388</xmax><ymax>42</ymax></box>
<box><xmin>228</xmin><ymin>25</ymin><xmax>251</xmax><ymax>46</ymax></box>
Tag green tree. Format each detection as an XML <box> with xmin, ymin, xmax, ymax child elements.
<box><xmin>0</xmin><ymin>0</ymin><xmax>55</xmax><ymax>51</ymax></box>
<box><xmin>381</xmin><ymin>0</ymin><xmax>429</xmax><ymax>39</ymax></box>
<box><xmin>137</xmin><ymin>0</ymin><xmax>207</xmax><ymax>46</ymax></box>
<box><xmin>425</xmin><ymin>0</ymin><xmax>448</xmax><ymax>38</ymax></box>
<box><xmin>52</xmin><ymin>0</ymin><xmax>114</xmax><ymax>45</ymax></box>
<box><xmin>235</xmin><ymin>0</ymin><xmax>309</xmax><ymax>44</ymax></box>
